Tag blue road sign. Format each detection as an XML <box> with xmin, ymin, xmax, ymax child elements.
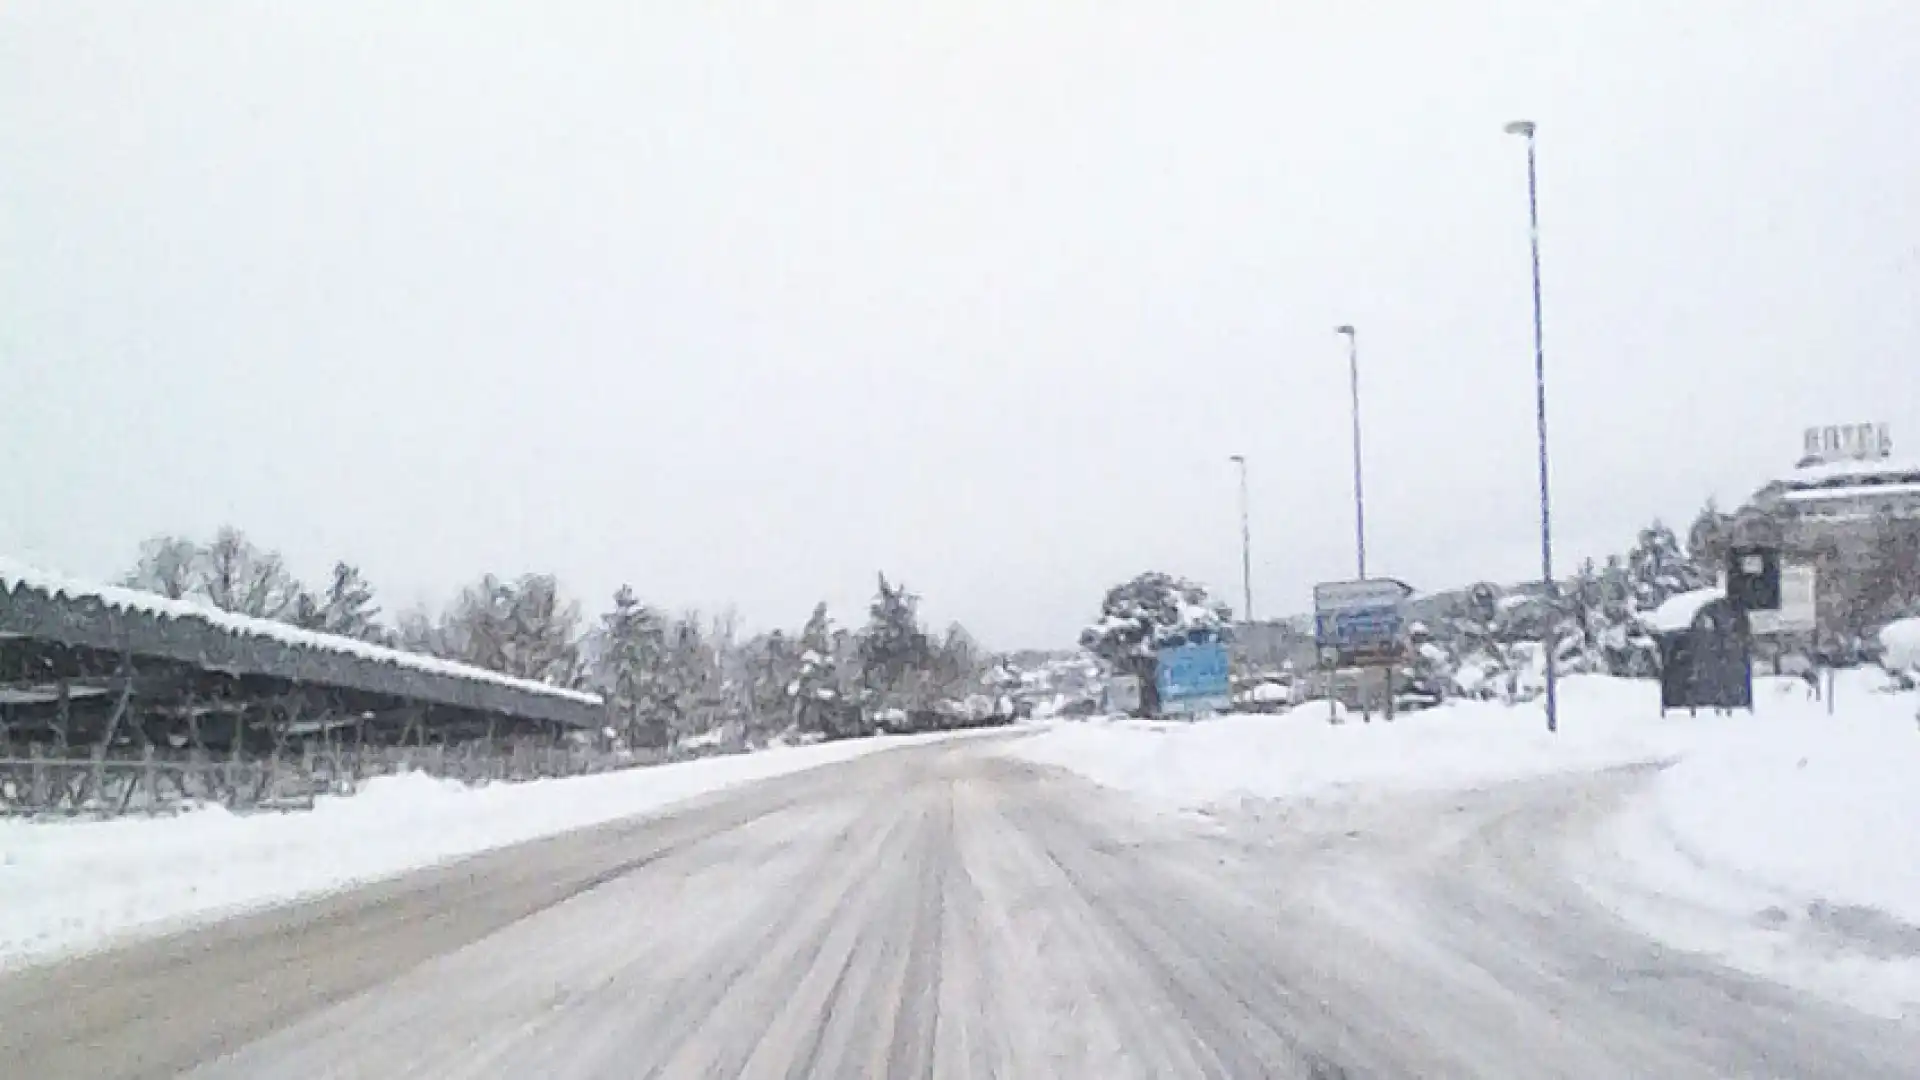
<box><xmin>1155</xmin><ymin>642</ymin><xmax>1232</xmax><ymax>716</ymax></box>
<box><xmin>1315</xmin><ymin>608</ymin><xmax>1404</xmax><ymax>648</ymax></box>
<box><xmin>1313</xmin><ymin>578</ymin><xmax>1413</xmax><ymax>666</ymax></box>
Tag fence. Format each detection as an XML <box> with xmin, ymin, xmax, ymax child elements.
<box><xmin>0</xmin><ymin>740</ymin><xmax>674</xmax><ymax>818</ymax></box>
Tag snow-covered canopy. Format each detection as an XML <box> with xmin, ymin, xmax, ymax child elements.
<box><xmin>1642</xmin><ymin>587</ymin><xmax>1724</xmax><ymax>635</ymax></box>
<box><xmin>0</xmin><ymin>557</ymin><xmax>604</xmax><ymax>724</ymax></box>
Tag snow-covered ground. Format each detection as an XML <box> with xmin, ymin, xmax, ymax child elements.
<box><xmin>1007</xmin><ymin>672</ymin><xmax>1920</xmax><ymax>1015</ymax></box>
<box><xmin>1007</xmin><ymin>675</ymin><xmax>1700</xmax><ymax>812</ymax></box>
<box><xmin>0</xmin><ymin>732</ymin><xmax>977</xmax><ymax>969</ymax></box>
<box><xmin>1578</xmin><ymin>671</ymin><xmax>1920</xmax><ymax>1016</ymax></box>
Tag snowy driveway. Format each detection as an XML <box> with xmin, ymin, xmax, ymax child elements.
<box><xmin>4</xmin><ymin>739</ymin><xmax>1918</xmax><ymax>1079</ymax></box>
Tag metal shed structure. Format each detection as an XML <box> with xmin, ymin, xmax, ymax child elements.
<box><xmin>1</xmin><ymin>559</ymin><xmax>606</xmax><ymax>812</ymax></box>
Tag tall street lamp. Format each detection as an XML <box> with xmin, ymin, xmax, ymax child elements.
<box><xmin>1505</xmin><ymin>119</ymin><xmax>1559</xmax><ymax>734</ymax></box>
<box><xmin>1334</xmin><ymin>325</ymin><xmax>1367</xmax><ymax>580</ymax></box>
<box><xmin>1229</xmin><ymin>454</ymin><xmax>1253</xmax><ymax>623</ymax></box>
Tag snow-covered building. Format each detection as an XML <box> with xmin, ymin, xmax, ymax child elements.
<box><xmin>1748</xmin><ymin>456</ymin><xmax>1920</xmax><ymax>538</ymax></box>
<box><xmin>1742</xmin><ymin>424</ymin><xmax>1920</xmax><ymax>554</ymax></box>
<box><xmin>1725</xmin><ymin>428</ymin><xmax>1919</xmax><ymax>649</ymax></box>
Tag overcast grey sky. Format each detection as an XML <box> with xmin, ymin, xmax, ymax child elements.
<box><xmin>4</xmin><ymin>2</ymin><xmax>1917</xmax><ymax>649</ymax></box>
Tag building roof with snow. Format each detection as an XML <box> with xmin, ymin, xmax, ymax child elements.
<box><xmin>1642</xmin><ymin>588</ymin><xmax>1726</xmax><ymax>635</ymax></box>
<box><xmin>1751</xmin><ymin>455</ymin><xmax>1920</xmax><ymax>520</ymax></box>
<box><xmin>0</xmin><ymin>558</ymin><xmax>604</xmax><ymax>729</ymax></box>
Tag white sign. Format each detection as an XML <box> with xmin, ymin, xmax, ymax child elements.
<box><xmin>1312</xmin><ymin>578</ymin><xmax>1415</xmax><ymax>613</ymax></box>
<box><xmin>1748</xmin><ymin>565</ymin><xmax>1818</xmax><ymax>637</ymax></box>
<box><xmin>1803</xmin><ymin>423</ymin><xmax>1892</xmax><ymax>464</ymax></box>
<box><xmin>1107</xmin><ymin>675</ymin><xmax>1142</xmax><ymax>714</ymax></box>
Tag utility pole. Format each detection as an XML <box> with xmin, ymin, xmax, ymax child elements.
<box><xmin>1336</xmin><ymin>325</ymin><xmax>1373</xmax><ymax>720</ymax></box>
<box><xmin>1335</xmin><ymin>326</ymin><xmax>1367</xmax><ymax>580</ymax></box>
<box><xmin>1506</xmin><ymin>119</ymin><xmax>1559</xmax><ymax>734</ymax></box>
<box><xmin>1229</xmin><ymin>455</ymin><xmax>1252</xmax><ymax>623</ymax></box>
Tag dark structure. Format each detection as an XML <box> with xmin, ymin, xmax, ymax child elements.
<box><xmin>1726</xmin><ymin>545</ymin><xmax>1783</xmax><ymax>612</ymax></box>
<box><xmin>1</xmin><ymin>567</ymin><xmax>605</xmax><ymax>759</ymax></box>
<box><xmin>1653</xmin><ymin>592</ymin><xmax>1754</xmax><ymax>715</ymax></box>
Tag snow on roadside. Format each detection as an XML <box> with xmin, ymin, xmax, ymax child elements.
<box><xmin>0</xmin><ymin>732</ymin><xmax>969</xmax><ymax>969</ymax></box>
<box><xmin>1004</xmin><ymin>675</ymin><xmax>1698</xmax><ymax>813</ymax></box>
<box><xmin>1882</xmin><ymin>616</ymin><xmax>1920</xmax><ymax>675</ymax></box>
<box><xmin>1008</xmin><ymin>670</ymin><xmax>1920</xmax><ymax>1014</ymax></box>
<box><xmin>1576</xmin><ymin>671</ymin><xmax>1920</xmax><ymax>1016</ymax></box>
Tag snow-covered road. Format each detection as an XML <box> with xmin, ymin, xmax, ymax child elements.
<box><xmin>1008</xmin><ymin>672</ymin><xmax>1920</xmax><ymax>1016</ymax></box>
<box><xmin>5</xmin><ymin>737</ymin><xmax>1917</xmax><ymax>1079</ymax></box>
<box><xmin>0</xmin><ymin>731</ymin><xmax>982</xmax><ymax>967</ymax></box>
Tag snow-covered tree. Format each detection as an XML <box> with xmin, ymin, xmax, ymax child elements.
<box><xmin>1686</xmin><ymin>499</ymin><xmax>1736</xmax><ymax>577</ymax></box>
<box><xmin>122</xmin><ymin>536</ymin><xmax>200</xmax><ymax>600</ymax></box>
<box><xmin>200</xmin><ymin>527</ymin><xmax>303</xmax><ymax>620</ymax></box>
<box><xmin>790</xmin><ymin>602</ymin><xmax>844</xmax><ymax>735</ymax></box>
<box><xmin>589</xmin><ymin>584</ymin><xmax>671</xmax><ymax>748</ymax></box>
<box><xmin>859</xmin><ymin>574</ymin><xmax>931</xmax><ymax>710</ymax></box>
<box><xmin>931</xmin><ymin>622</ymin><xmax>986</xmax><ymax>697</ymax></box>
<box><xmin>291</xmin><ymin>562</ymin><xmax>384</xmax><ymax>641</ymax></box>
<box><xmin>661</xmin><ymin>612</ymin><xmax>726</xmax><ymax>742</ymax></box>
<box><xmin>123</xmin><ymin>528</ymin><xmax>303</xmax><ymax>619</ymax></box>
<box><xmin>394</xmin><ymin>604</ymin><xmax>456</xmax><ymax>658</ymax></box>
<box><xmin>1079</xmin><ymin>572</ymin><xmax>1231</xmax><ymax>665</ymax></box>
<box><xmin>1626</xmin><ymin>520</ymin><xmax>1708</xmax><ymax>614</ymax></box>
<box><xmin>442</xmin><ymin>572</ymin><xmax>584</xmax><ymax>686</ymax></box>
<box><xmin>1079</xmin><ymin>572</ymin><xmax>1230</xmax><ymax>713</ymax></box>
<box><xmin>730</xmin><ymin>628</ymin><xmax>798</xmax><ymax>743</ymax></box>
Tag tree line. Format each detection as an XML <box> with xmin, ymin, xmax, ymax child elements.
<box><xmin>119</xmin><ymin>528</ymin><xmax>1012</xmax><ymax>748</ymax></box>
<box><xmin>1414</xmin><ymin>502</ymin><xmax>1920</xmax><ymax>699</ymax></box>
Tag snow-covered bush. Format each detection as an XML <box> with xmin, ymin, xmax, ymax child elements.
<box><xmin>1879</xmin><ymin>618</ymin><xmax>1920</xmax><ymax>688</ymax></box>
<box><xmin>1079</xmin><ymin>572</ymin><xmax>1231</xmax><ymax>664</ymax></box>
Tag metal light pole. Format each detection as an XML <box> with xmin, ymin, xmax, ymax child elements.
<box><xmin>1505</xmin><ymin>119</ymin><xmax>1559</xmax><ymax>734</ymax></box>
<box><xmin>1334</xmin><ymin>325</ymin><xmax>1367</xmax><ymax>580</ymax></box>
<box><xmin>1229</xmin><ymin>454</ymin><xmax>1253</xmax><ymax>623</ymax></box>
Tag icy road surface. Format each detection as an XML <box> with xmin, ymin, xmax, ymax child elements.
<box><xmin>4</xmin><ymin>740</ymin><xmax>1917</xmax><ymax>1079</ymax></box>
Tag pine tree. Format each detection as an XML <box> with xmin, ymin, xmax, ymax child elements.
<box><xmin>1626</xmin><ymin>520</ymin><xmax>1707</xmax><ymax>614</ymax></box>
<box><xmin>292</xmin><ymin>562</ymin><xmax>384</xmax><ymax>641</ymax></box>
<box><xmin>592</xmin><ymin>585</ymin><xmax>670</xmax><ymax>749</ymax></box>
<box><xmin>443</xmin><ymin>573</ymin><xmax>583</xmax><ymax>686</ymax></box>
<box><xmin>932</xmin><ymin>622</ymin><xmax>988</xmax><ymax>707</ymax></box>
<box><xmin>790</xmin><ymin>603</ymin><xmax>841</xmax><ymax>735</ymax></box>
<box><xmin>735</xmin><ymin>629</ymin><xmax>797</xmax><ymax>743</ymax></box>
<box><xmin>1686</xmin><ymin>498</ymin><xmax>1736</xmax><ymax>576</ymax></box>
<box><xmin>859</xmin><ymin>574</ymin><xmax>931</xmax><ymax>714</ymax></box>
<box><xmin>661</xmin><ymin>612</ymin><xmax>723</xmax><ymax>742</ymax></box>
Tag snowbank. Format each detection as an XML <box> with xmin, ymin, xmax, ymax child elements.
<box><xmin>1881</xmin><ymin>617</ymin><xmax>1920</xmax><ymax>675</ymax></box>
<box><xmin>1006</xmin><ymin>675</ymin><xmax>1696</xmax><ymax>812</ymax></box>
<box><xmin>0</xmin><ymin>733</ymin><xmax>961</xmax><ymax>968</ymax></box>
<box><xmin>1653</xmin><ymin>677</ymin><xmax>1920</xmax><ymax>922</ymax></box>
<box><xmin>1581</xmin><ymin>671</ymin><xmax>1920</xmax><ymax>1014</ymax></box>
<box><xmin>1009</xmin><ymin>672</ymin><xmax>1920</xmax><ymax>1012</ymax></box>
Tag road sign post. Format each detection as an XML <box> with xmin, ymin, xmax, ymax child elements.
<box><xmin>1313</xmin><ymin>578</ymin><xmax>1414</xmax><ymax>724</ymax></box>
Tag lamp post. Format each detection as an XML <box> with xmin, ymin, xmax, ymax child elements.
<box><xmin>1334</xmin><ymin>325</ymin><xmax>1366</xmax><ymax>580</ymax></box>
<box><xmin>1229</xmin><ymin>455</ymin><xmax>1252</xmax><ymax>623</ymax></box>
<box><xmin>1505</xmin><ymin>119</ymin><xmax>1559</xmax><ymax>734</ymax></box>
